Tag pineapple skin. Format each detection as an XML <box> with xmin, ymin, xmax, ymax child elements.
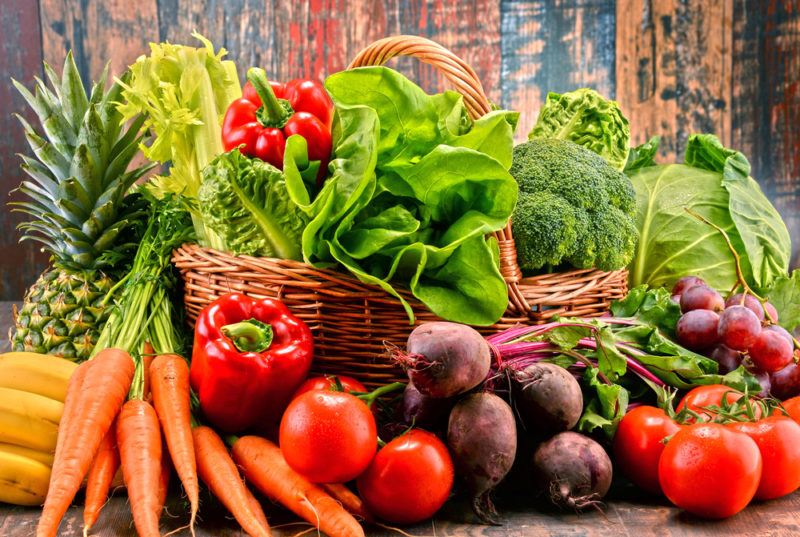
<box><xmin>10</xmin><ymin>269</ymin><xmax>115</xmax><ymax>362</ymax></box>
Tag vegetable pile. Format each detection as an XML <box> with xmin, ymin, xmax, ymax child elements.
<box><xmin>4</xmin><ymin>28</ymin><xmax>800</xmax><ymax>537</ymax></box>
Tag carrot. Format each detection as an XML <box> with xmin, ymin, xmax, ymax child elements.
<box><xmin>117</xmin><ymin>399</ymin><xmax>163</xmax><ymax>537</ymax></box>
<box><xmin>231</xmin><ymin>436</ymin><xmax>364</xmax><ymax>537</ymax></box>
<box><xmin>157</xmin><ymin>443</ymin><xmax>171</xmax><ymax>514</ymax></box>
<box><xmin>320</xmin><ymin>483</ymin><xmax>373</xmax><ymax>522</ymax></box>
<box><xmin>193</xmin><ymin>426</ymin><xmax>271</xmax><ymax>537</ymax></box>
<box><xmin>82</xmin><ymin>422</ymin><xmax>120</xmax><ymax>536</ymax></box>
<box><xmin>150</xmin><ymin>354</ymin><xmax>199</xmax><ymax>529</ymax></box>
<box><xmin>53</xmin><ymin>360</ymin><xmax>92</xmax><ymax>465</ymax></box>
<box><xmin>38</xmin><ymin>349</ymin><xmax>135</xmax><ymax>537</ymax></box>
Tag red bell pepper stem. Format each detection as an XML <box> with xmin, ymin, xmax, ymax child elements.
<box><xmin>246</xmin><ymin>67</ymin><xmax>292</xmax><ymax>128</ymax></box>
<box><xmin>220</xmin><ymin>318</ymin><xmax>274</xmax><ymax>353</ymax></box>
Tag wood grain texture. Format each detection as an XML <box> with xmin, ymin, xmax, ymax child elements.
<box><xmin>731</xmin><ymin>0</ymin><xmax>800</xmax><ymax>268</ymax></box>
<box><xmin>0</xmin><ymin>0</ymin><xmax>49</xmax><ymax>301</ymax></box>
<box><xmin>615</xmin><ymin>0</ymin><xmax>734</xmax><ymax>159</ymax></box>
<box><xmin>500</xmin><ymin>0</ymin><xmax>617</xmax><ymax>140</ymax></box>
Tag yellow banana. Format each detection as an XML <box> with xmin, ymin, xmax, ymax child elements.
<box><xmin>0</xmin><ymin>387</ymin><xmax>62</xmax><ymax>452</ymax></box>
<box><xmin>0</xmin><ymin>442</ymin><xmax>54</xmax><ymax>467</ymax></box>
<box><xmin>0</xmin><ymin>449</ymin><xmax>51</xmax><ymax>506</ymax></box>
<box><xmin>0</xmin><ymin>352</ymin><xmax>77</xmax><ymax>402</ymax></box>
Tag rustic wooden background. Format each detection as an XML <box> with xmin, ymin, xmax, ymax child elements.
<box><xmin>1</xmin><ymin>0</ymin><xmax>798</xmax><ymax>300</ymax></box>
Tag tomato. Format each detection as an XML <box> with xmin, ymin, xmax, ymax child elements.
<box><xmin>279</xmin><ymin>391</ymin><xmax>376</xmax><ymax>483</ymax></box>
<box><xmin>728</xmin><ymin>416</ymin><xmax>800</xmax><ymax>500</ymax></box>
<box><xmin>777</xmin><ymin>396</ymin><xmax>800</xmax><ymax>424</ymax></box>
<box><xmin>613</xmin><ymin>406</ymin><xmax>682</xmax><ymax>494</ymax></box>
<box><xmin>293</xmin><ymin>375</ymin><xmax>367</xmax><ymax>399</ymax></box>
<box><xmin>677</xmin><ymin>384</ymin><xmax>759</xmax><ymax>422</ymax></box>
<box><xmin>357</xmin><ymin>429</ymin><xmax>454</xmax><ymax>524</ymax></box>
<box><xmin>659</xmin><ymin>423</ymin><xmax>762</xmax><ymax>519</ymax></box>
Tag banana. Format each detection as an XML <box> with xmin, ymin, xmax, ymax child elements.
<box><xmin>0</xmin><ymin>387</ymin><xmax>62</xmax><ymax>453</ymax></box>
<box><xmin>0</xmin><ymin>443</ymin><xmax>54</xmax><ymax>467</ymax></box>
<box><xmin>0</xmin><ymin>352</ymin><xmax>77</xmax><ymax>402</ymax></box>
<box><xmin>0</xmin><ymin>449</ymin><xmax>51</xmax><ymax>506</ymax></box>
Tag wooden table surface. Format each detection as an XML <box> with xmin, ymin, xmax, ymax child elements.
<box><xmin>1</xmin><ymin>301</ymin><xmax>799</xmax><ymax>537</ymax></box>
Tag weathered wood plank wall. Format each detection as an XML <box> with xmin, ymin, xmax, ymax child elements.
<box><xmin>0</xmin><ymin>0</ymin><xmax>797</xmax><ymax>299</ymax></box>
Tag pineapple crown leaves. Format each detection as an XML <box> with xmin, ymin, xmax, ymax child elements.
<box><xmin>9</xmin><ymin>50</ymin><xmax>156</xmax><ymax>271</ymax></box>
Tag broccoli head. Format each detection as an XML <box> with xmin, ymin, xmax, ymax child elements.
<box><xmin>510</xmin><ymin>138</ymin><xmax>638</xmax><ymax>272</ymax></box>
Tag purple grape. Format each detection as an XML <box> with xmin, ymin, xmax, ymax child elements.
<box><xmin>718</xmin><ymin>306</ymin><xmax>762</xmax><ymax>351</ymax></box>
<box><xmin>672</xmin><ymin>276</ymin><xmax>706</xmax><ymax>296</ymax></box>
<box><xmin>770</xmin><ymin>358</ymin><xmax>800</xmax><ymax>400</ymax></box>
<box><xmin>724</xmin><ymin>293</ymin><xmax>765</xmax><ymax>321</ymax></box>
<box><xmin>765</xmin><ymin>324</ymin><xmax>793</xmax><ymax>345</ymax></box>
<box><xmin>677</xmin><ymin>310</ymin><xmax>720</xmax><ymax>351</ymax></box>
<box><xmin>711</xmin><ymin>345</ymin><xmax>743</xmax><ymax>374</ymax></box>
<box><xmin>748</xmin><ymin>367</ymin><xmax>772</xmax><ymax>398</ymax></box>
<box><xmin>750</xmin><ymin>330</ymin><xmax>794</xmax><ymax>373</ymax></box>
<box><xmin>680</xmin><ymin>285</ymin><xmax>725</xmax><ymax>313</ymax></box>
<box><xmin>765</xmin><ymin>302</ymin><xmax>779</xmax><ymax>323</ymax></box>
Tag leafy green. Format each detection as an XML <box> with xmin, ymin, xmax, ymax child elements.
<box><xmin>529</xmin><ymin>88</ymin><xmax>630</xmax><ymax>171</ymax></box>
<box><xmin>685</xmin><ymin>134</ymin><xmax>791</xmax><ymax>290</ymax></box>
<box><xmin>198</xmin><ymin>149</ymin><xmax>307</xmax><ymax>259</ymax></box>
<box><xmin>627</xmin><ymin>135</ymin><xmax>790</xmax><ymax>293</ymax></box>
<box><xmin>283</xmin><ymin>67</ymin><xmax>518</xmax><ymax>325</ymax></box>
<box><xmin>117</xmin><ymin>34</ymin><xmax>241</xmax><ymax>249</ymax></box>
<box><xmin>766</xmin><ymin>270</ymin><xmax>800</xmax><ymax>331</ymax></box>
<box><xmin>610</xmin><ymin>284</ymin><xmax>682</xmax><ymax>334</ymax></box>
<box><xmin>624</xmin><ymin>136</ymin><xmax>660</xmax><ymax>174</ymax></box>
<box><xmin>577</xmin><ymin>367</ymin><xmax>629</xmax><ymax>438</ymax></box>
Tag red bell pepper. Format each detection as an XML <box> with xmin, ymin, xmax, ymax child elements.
<box><xmin>190</xmin><ymin>292</ymin><xmax>313</xmax><ymax>433</ymax></box>
<box><xmin>222</xmin><ymin>67</ymin><xmax>333</xmax><ymax>182</ymax></box>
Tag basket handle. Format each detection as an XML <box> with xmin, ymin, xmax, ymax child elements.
<box><xmin>347</xmin><ymin>35</ymin><xmax>528</xmax><ymax>313</ymax></box>
<box><xmin>347</xmin><ymin>35</ymin><xmax>492</xmax><ymax>120</ymax></box>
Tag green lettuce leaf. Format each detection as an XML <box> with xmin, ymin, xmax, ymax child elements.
<box><xmin>577</xmin><ymin>367</ymin><xmax>629</xmax><ymax>439</ymax></box>
<box><xmin>624</xmin><ymin>136</ymin><xmax>660</xmax><ymax>174</ymax></box>
<box><xmin>198</xmin><ymin>149</ymin><xmax>307</xmax><ymax>259</ymax></box>
<box><xmin>610</xmin><ymin>284</ymin><xmax>682</xmax><ymax>335</ymax></box>
<box><xmin>284</xmin><ymin>67</ymin><xmax>518</xmax><ymax>325</ymax></box>
<box><xmin>529</xmin><ymin>88</ymin><xmax>630</xmax><ymax>171</ymax></box>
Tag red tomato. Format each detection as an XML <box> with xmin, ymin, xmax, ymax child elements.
<box><xmin>613</xmin><ymin>406</ymin><xmax>682</xmax><ymax>494</ymax></box>
<box><xmin>728</xmin><ymin>416</ymin><xmax>800</xmax><ymax>500</ymax></box>
<box><xmin>659</xmin><ymin>423</ymin><xmax>762</xmax><ymax>519</ymax></box>
<box><xmin>777</xmin><ymin>396</ymin><xmax>800</xmax><ymax>424</ymax></box>
<box><xmin>293</xmin><ymin>375</ymin><xmax>367</xmax><ymax>399</ymax></box>
<box><xmin>279</xmin><ymin>391</ymin><xmax>376</xmax><ymax>483</ymax></box>
<box><xmin>357</xmin><ymin>430</ymin><xmax>454</xmax><ymax>524</ymax></box>
<box><xmin>677</xmin><ymin>384</ymin><xmax>759</xmax><ymax>422</ymax></box>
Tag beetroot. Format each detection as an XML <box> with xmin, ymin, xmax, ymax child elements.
<box><xmin>447</xmin><ymin>392</ymin><xmax>516</xmax><ymax>524</ymax></box>
<box><xmin>532</xmin><ymin>432</ymin><xmax>612</xmax><ymax>510</ymax></box>
<box><xmin>400</xmin><ymin>382</ymin><xmax>455</xmax><ymax>430</ymax></box>
<box><xmin>510</xmin><ymin>363</ymin><xmax>583</xmax><ymax>436</ymax></box>
<box><xmin>396</xmin><ymin>322</ymin><xmax>491</xmax><ymax>398</ymax></box>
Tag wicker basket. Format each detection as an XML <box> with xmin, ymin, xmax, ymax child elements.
<box><xmin>173</xmin><ymin>36</ymin><xmax>629</xmax><ymax>389</ymax></box>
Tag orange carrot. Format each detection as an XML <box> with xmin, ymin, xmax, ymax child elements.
<box><xmin>157</xmin><ymin>443</ymin><xmax>171</xmax><ymax>513</ymax></box>
<box><xmin>320</xmin><ymin>483</ymin><xmax>374</xmax><ymax>522</ymax></box>
<box><xmin>82</xmin><ymin>421</ymin><xmax>120</xmax><ymax>535</ymax></box>
<box><xmin>38</xmin><ymin>349</ymin><xmax>135</xmax><ymax>537</ymax></box>
<box><xmin>193</xmin><ymin>426</ymin><xmax>271</xmax><ymax>537</ymax></box>
<box><xmin>150</xmin><ymin>354</ymin><xmax>198</xmax><ymax>528</ymax></box>
<box><xmin>117</xmin><ymin>399</ymin><xmax>163</xmax><ymax>537</ymax></box>
<box><xmin>53</xmin><ymin>360</ymin><xmax>93</xmax><ymax>466</ymax></box>
<box><xmin>231</xmin><ymin>436</ymin><xmax>364</xmax><ymax>537</ymax></box>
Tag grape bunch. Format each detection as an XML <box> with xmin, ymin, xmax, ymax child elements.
<box><xmin>672</xmin><ymin>275</ymin><xmax>799</xmax><ymax>399</ymax></box>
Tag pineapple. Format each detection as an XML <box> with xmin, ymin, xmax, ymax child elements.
<box><xmin>9</xmin><ymin>52</ymin><xmax>152</xmax><ymax>361</ymax></box>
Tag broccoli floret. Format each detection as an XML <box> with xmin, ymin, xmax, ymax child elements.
<box><xmin>510</xmin><ymin>138</ymin><xmax>638</xmax><ymax>271</ymax></box>
<box><xmin>512</xmin><ymin>193</ymin><xmax>586</xmax><ymax>270</ymax></box>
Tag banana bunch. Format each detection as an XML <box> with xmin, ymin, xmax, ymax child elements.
<box><xmin>0</xmin><ymin>352</ymin><xmax>76</xmax><ymax>506</ymax></box>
